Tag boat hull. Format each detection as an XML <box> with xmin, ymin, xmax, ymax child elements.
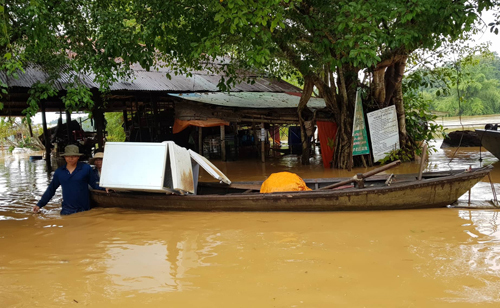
<box><xmin>90</xmin><ymin>166</ymin><xmax>492</xmax><ymax>212</ymax></box>
<box><xmin>476</xmin><ymin>129</ymin><xmax>500</xmax><ymax>160</ymax></box>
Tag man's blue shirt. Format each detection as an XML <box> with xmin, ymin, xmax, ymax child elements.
<box><xmin>91</xmin><ymin>168</ymin><xmax>101</xmax><ymax>189</ymax></box>
<box><xmin>37</xmin><ymin>162</ymin><xmax>102</xmax><ymax>215</ymax></box>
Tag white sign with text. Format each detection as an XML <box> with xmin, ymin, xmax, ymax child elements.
<box><xmin>366</xmin><ymin>105</ymin><xmax>400</xmax><ymax>162</ymax></box>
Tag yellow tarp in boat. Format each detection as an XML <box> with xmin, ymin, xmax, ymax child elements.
<box><xmin>260</xmin><ymin>172</ymin><xmax>312</xmax><ymax>193</ymax></box>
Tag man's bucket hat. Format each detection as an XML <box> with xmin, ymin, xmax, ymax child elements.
<box><xmin>60</xmin><ymin>145</ymin><xmax>83</xmax><ymax>156</ymax></box>
<box><xmin>89</xmin><ymin>152</ymin><xmax>104</xmax><ymax>164</ymax></box>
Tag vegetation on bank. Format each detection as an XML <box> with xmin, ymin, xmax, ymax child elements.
<box><xmin>411</xmin><ymin>53</ymin><xmax>500</xmax><ymax>117</ymax></box>
<box><xmin>45</xmin><ymin>113</ymin><xmax>126</xmax><ymax>142</ymax></box>
<box><xmin>0</xmin><ymin>118</ymin><xmax>44</xmax><ymax>151</ymax></box>
<box><xmin>0</xmin><ymin>112</ymin><xmax>126</xmax><ymax>150</ymax></box>
<box><xmin>104</xmin><ymin>113</ymin><xmax>126</xmax><ymax>142</ymax></box>
<box><xmin>436</xmin><ymin>54</ymin><xmax>500</xmax><ymax>116</ymax></box>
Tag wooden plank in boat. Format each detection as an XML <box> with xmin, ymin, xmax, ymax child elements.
<box><xmin>228</xmin><ymin>183</ymin><xmax>262</xmax><ymax>191</ymax></box>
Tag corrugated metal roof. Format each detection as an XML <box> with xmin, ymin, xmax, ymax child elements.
<box><xmin>0</xmin><ymin>64</ymin><xmax>301</xmax><ymax>93</ymax></box>
<box><xmin>0</xmin><ymin>65</ymin><xmax>100</xmax><ymax>90</ymax></box>
<box><xmin>168</xmin><ymin>92</ymin><xmax>326</xmax><ymax>109</ymax></box>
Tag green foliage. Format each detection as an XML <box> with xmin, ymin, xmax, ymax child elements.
<box><xmin>422</xmin><ymin>53</ymin><xmax>500</xmax><ymax>116</ymax></box>
<box><xmin>382</xmin><ymin>62</ymin><xmax>451</xmax><ymax>163</ymax></box>
<box><xmin>23</xmin><ymin>82</ymin><xmax>57</xmax><ymax>120</ymax></box>
<box><xmin>1</xmin><ymin>0</ymin><xmax>496</xmax><ymax>102</ymax></box>
<box><xmin>102</xmin><ymin>0</ymin><xmax>498</xmax><ymax>92</ymax></box>
<box><xmin>17</xmin><ymin>135</ymin><xmax>29</xmax><ymax>148</ymax></box>
<box><xmin>0</xmin><ymin>0</ymin><xmax>156</xmax><ymax>114</ymax></box>
<box><xmin>487</xmin><ymin>5</ymin><xmax>500</xmax><ymax>34</ymax></box>
<box><xmin>1</xmin><ymin>0</ymin><xmax>497</xmax><ymax>90</ymax></box>
<box><xmin>379</xmin><ymin>147</ymin><xmax>415</xmax><ymax>164</ymax></box>
<box><xmin>105</xmin><ymin>112</ymin><xmax>125</xmax><ymax>142</ymax></box>
<box><xmin>0</xmin><ymin>116</ymin><xmax>43</xmax><ymax>149</ymax></box>
<box><xmin>62</xmin><ymin>84</ymin><xmax>94</xmax><ymax>112</ymax></box>
<box><xmin>0</xmin><ymin>116</ymin><xmax>13</xmax><ymax>140</ymax></box>
<box><xmin>403</xmin><ymin>76</ymin><xmax>446</xmax><ymax>143</ymax></box>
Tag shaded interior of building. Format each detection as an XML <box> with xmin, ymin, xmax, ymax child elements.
<box><xmin>0</xmin><ymin>64</ymin><xmax>336</xmax><ymax>168</ymax></box>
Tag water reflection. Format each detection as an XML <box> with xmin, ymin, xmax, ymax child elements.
<box><xmin>106</xmin><ymin>242</ymin><xmax>183</xmax><ymax>293</ymax></box>
<box><xmin>104</xmin><ymin>231</ymin><xmax>222</xmax><ymax>293</ymax></box>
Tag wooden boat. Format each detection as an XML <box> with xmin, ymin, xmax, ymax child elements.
<box><xmin>90</xmin><ymin>165</ymin><xmax>493</xmax><ymax>212</ymax></box>
<box><xmin>475</xmin><ymin>128</ymin><xmax>500</xmax><ymax>160</ymax></box>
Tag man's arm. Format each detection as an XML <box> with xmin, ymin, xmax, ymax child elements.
<box><xmin>33</xmin><ymin>172</ymin><xmax>61</xmax><ymax>212</ymax></box>
<box><xmin>88</xmin><ymin>166</ymin><xmax>105</xmax><ymax>191</ymax></box>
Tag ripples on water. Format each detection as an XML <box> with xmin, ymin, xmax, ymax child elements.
<box><xmin>0</xmin><ymin>145</ymin><xmax>500</xmax><ymax>307</ymax></box>
<box><xmin>0</xmin><ymin>152</ymin><xmax>63</xmax><ymax>220</ymax></box>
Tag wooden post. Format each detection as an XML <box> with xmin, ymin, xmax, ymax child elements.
<box><xmin>355</xmin><ymin>173</ymin><xmax>365</xmax><ymax>188</ymax></box>
<box><xmin>152</xmin><ymin>99</ymin><xmax>159</xmax><ymax>141</ymax></box>
<box><xmin>271</xmin><ymin>124</ymin><xmax>275</xmax><ymax>159</ymax></box>
<box><xmin>95</xmin><ymin>108</ymin><xmax>104</xmax><ymax>149</ymax></box>
<box><xmin>488</xmin><ymin>173</ymin><xmax>498</xmax><ymax>205</ymax></box>
<box><xmin>261</xmin><ymin>122</ymin><xmax>265</xmax><ymax>163</ymax></box>
<box><xmin>93</xmin><ymin>92</ymin><xmax>105</xmax><ymax>150</ymax></box>
<box><xmin>66</xmin><ymin>110</ymin><xmax>72</xmax><ymax>142</ymax></box>
<box><xmin>348</xmin><ymin>136</ymin><xmax>354</xmax><ymax>172</ymax></box>
<box><xmin>251</xmin><ymin>122</ymin><xmax>258</xmax><ymax>145</ymax></box>
<box><xmin>123</xmin><ymin>109</ymin><xmax>128</xmax><ymax>131</ymax></box>
<box><xmin>41</xmin><ymin>101</ymin><xmax>51</xmax><ymax>169</ymax></box>
<box><xmin>271</xmin><ymin>124</ymin><xmax>275</xmax><ymax>148</ymax></box>
<box><xmin>135</xmin><ymin>100</ymin><xmax>143</xmax><ymax>142</ymax></box>
<box><xmin>252</xmin><ymin>122</ymin><xmax>258</xmax><ymax>159</ymax></box>
<box><xmin>220</xmin><ymin>125</ymin><xmax>226</xmax><ymax>161</ymax></box>
<box><xmin>234</xmin><ymin>123</ymin><xmax>239</xmax><ymax>160</ymax></box>
<box><xmin>198</xmin><ymin>127</ymin><xmax>203</xmax><ymax>155</ymax></box>
<box><xmin>417</xmin><ymin>143</ymin><xmax>428</xmax><ymax>181</ymax></box>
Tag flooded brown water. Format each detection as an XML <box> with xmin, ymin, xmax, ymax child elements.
<box><xmin>434</xmin><ymin>114</ymin><xmax>500</xmax><ymax>131</ymax></box>
<box><xmin>1</xmin><ymin>140</ymin><xmax>500</xmax><ymax>307</ymax></box>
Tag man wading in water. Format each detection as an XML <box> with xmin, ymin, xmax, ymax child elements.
<box><xmin>33</xmin><ymin>145</ymin><xmax>104</xmax><ymax>215</ymax></box>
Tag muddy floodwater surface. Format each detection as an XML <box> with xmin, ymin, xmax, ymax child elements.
<box><xmin>1</xmin><ymin>140</ymin><xmax>500</xmax><ymax>307</ymax></box>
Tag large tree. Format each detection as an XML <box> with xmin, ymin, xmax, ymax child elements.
<box><xmin>1</xmin><ymin>0</ymin><xmax>498</xmax><ymax>167</ymax></box>
<box><xmin>130</xmin><ymin>0</ymin><xmax>497</xmax><ymax>167</ymax></box>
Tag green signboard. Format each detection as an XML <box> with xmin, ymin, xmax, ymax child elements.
<box><xmin>352</xmin><ymin>89</ymin><xmax>370</xmax><ymax>156</ymax></box>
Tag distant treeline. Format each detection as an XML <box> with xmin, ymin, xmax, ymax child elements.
<box><xmin>413</xmin><ymin>53</ymin><xmax>500</xmax><ymax>117</ymax></box>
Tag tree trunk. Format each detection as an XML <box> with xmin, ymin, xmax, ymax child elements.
<box><xmin>298</xmin><ymin>77</ymin><xmax>314</xmax><ymax>165</ymax></box>
<box><xmin>312</xmin><ymin>65</ymin><xmax>360</xmax><ymax>169</ymax></box>
<box><xmin>331</xmin><ymin>65</ymin><xmax>358</xmax><ymax>169</ymax></box>
<box><xmin>393</xmin><ymin>69</ymin><xmax>412</xmax><ymax>151</ymax></box>
<box><xmin>370</xmin><ymin>53</ymin><xmax>415</xmax><ymax>161</ymax></box>
<box><xmin>385</xmin><ymin>56</ymin><xmax>406</xmax><ymax>107</ymax></box>
<box><xmin>388</xmin><ymin>56</ymin><xmax>411</xmax><ymax>150</ymax></box>
<box><xmin>278</xmin><ymin>41</ymin><xmax>360</xmax><ymax>169</ymax></box>
<box><xmin>373</xmin><ymin>68</ymin><xmax>386</xmax><ymax>104</ymax></box>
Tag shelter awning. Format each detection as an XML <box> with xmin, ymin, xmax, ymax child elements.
<box><xmin>173</xmin><ymin>118</ymin><xmax>230</xmax><ymax>134</ymax></box>
<box><xmin>168</xmin><ymin>92</ymin><xmax>326</xmax><ymax>109</ymax></box>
